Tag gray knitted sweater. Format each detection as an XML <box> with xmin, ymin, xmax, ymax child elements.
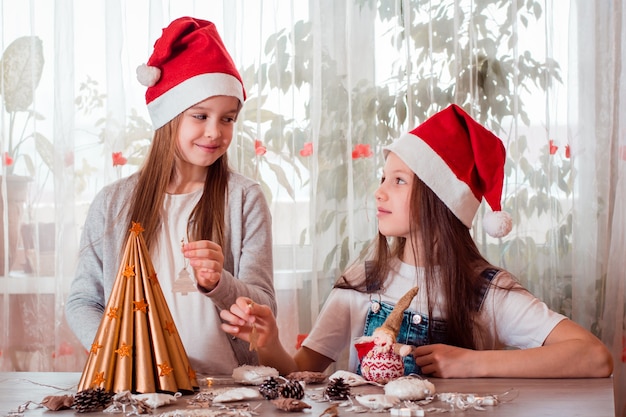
<box><xmin>65</xmin><ymin>172</ymin><xmax>275</xmax><ymax>366</ymax></box>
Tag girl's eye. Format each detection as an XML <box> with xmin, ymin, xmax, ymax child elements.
<box><xmin>395</xmin><ymin>177</ymin><xmax>407</xmax><ymax>185</ymax></box>
<box><xmin>192</xmin><ymin>114</ymin><xmax>207</xmax><ymax>120</ymax></box>
<box><xmin>222</xmin><ymin>117</ymin><xmax>236</xmax><ymax>123</ymax></box>
<box><xmin>380</xmin><ymin>176</ymin><xmax>386</xmax><ymax>184</ymax></box>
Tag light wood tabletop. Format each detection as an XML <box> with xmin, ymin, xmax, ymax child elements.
<box><xmin>0</xmin><ymin>372</ymin><xmax>615</xmax><ymax>417</ymax></box>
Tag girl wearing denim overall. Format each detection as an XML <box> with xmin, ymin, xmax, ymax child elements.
<box><xmin>220</xmin><ymin>105</ymin><xmax>613</xmax><ymax>380</ymax></box>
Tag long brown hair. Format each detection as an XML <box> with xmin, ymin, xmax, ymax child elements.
<box><xmin>126</xmin><ymin>114</ymin><xmax>229</xmax><ymax>250</ymax></box>
<box><xmin>335</xmin><ymin>174</ymin><xmax>495</xmax><ymax>349</ymax></box>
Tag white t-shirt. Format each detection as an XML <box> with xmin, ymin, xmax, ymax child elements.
<box><xmin>152</xmin><ymin>189</ymin><xmax>238</xmax><ymax>375</ymax></box>
<box><xmin>303</xmin><ymin>259</ymin><xmax>567</xmax><ymax>373</ymax></box>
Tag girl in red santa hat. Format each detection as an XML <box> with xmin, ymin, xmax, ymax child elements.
<box><xmin>221</xmin><ymin>104</ymin><xmax>613</xmax><ymax>380</ymax></box>
<box><xmin>66</xmin><ymin>17</ymin><xmax>275</xmax><ymax>376</ymax></box>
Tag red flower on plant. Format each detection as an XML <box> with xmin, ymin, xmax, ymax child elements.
<box><xmin>300</xmin><ymin>142</ymin><xmax>313</xmax><ymax>157</ymax></box>
<box><xmin>51</xmin><ymin>341</ymin><xmax>75</xmax><ymax>358</ymax></box>
<box><xmin>112</xmin><ymin>152</ymin><xmax>127</xmax><ymax>166</ymax></box>
<box><xmin>565</xmin><ymin>145</ymin><xmax>570</xmax><ymax>159</ymax></box>
<box><xmin>254</xmin><ymin>140</ymin><xmax>267</xmax><ymax>156</ymax></box>
<box><xmin>64</xmin><ymin>151</ymin><xmax>74</xmax><ymax>167</ymax></box>
<box><xmin>352</xmin><ymin>143</ymin><xmax>373</xmax><ymax>159</ymax></box>
<box><xmin>3</xmin><ymin>152</ymin><xmax>13</xmax><ymax>166</ymax></box>
<box><xmin>549</xmin><ymin>139</ymin><xmax>558</xmax><ymax>155</ymax></box>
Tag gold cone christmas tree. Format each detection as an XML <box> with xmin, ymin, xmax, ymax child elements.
<box><xmin>78</xmin><ymin>222</ymin><xmax>198</xmax><ymax>394</ymax></box>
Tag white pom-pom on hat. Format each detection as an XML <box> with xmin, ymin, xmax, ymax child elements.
<box><xmin>483</xmin><ymin>210</ymin><xmax>513</xmax><ymax>238</ymax></box>
<box><xmin>136</xmin><ymin>64</ymin><xmax>161</xmax><ymax>87</ymax></box>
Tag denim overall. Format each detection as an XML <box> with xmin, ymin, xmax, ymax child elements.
<box><xmin>358</xmin><ymin>268</ymin><xmax>498</xmax><ymax>376</ymax></box>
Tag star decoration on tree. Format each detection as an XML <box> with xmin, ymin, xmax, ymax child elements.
<box><xmin>92</xmin><ymin>372</ymin><xmax>106</xmax><ymax>386</ymax></box>
<box><xmin>106</xmin><ymin>307</ymin><xmax>119</xmax><ymax>321</ymax></box>
<box><xmin>188</xmin><ymin>366</ymin><xmax>196</xmax><ymax>380</ymax></box>
<box><xmin>164</xmin><ymin>320</ymin><xmax>177</xmax><ymax>336</ymax></box>
<box><xmin>158</xmin><ymin>362</ymin><xmax>173</xmax><ymax>376</ymax></box>
<box><xmin>133</xmin><ymin>299</ymin><xmax>148</xmax><ymax>313</ymax></box>
<box><xmin>90</xmin><ymin>342</ymin><xmax>103</xmax><ymax>354</ymax></box>
<box><xmin>115</xmin><ymin>343</ymin><xmax>132</xmax><ymax>358</ymax></box>
<box><xmin>131</xmin><ymin>222</ymin><xmax>145</xmax><ymax>235</ymax></box>
<box><xmin>123</xmin><ymin>265</ymin><xmax>135</xmax><ymax>278</ymax></box>
<box><xmin>148</xmin><ymin>272</ymin><xmax>160</xmax><ymax>286</ymax></box>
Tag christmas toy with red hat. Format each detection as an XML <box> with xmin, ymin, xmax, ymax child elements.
<box><xmin>383</xmin><ymin>104</ymin><xmax>512</xmax><ymax>237</ymax></box>
<box><xmin>354</xmin><ymin>286</ymin><xmax>419</xmax><ymax>384</ymax></box>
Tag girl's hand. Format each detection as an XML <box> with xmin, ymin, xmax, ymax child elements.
<box><xmin>219</xmin><ymin>297</ymin><xmax>278</xmax><ymax>350</ymax></box>
<box><xmin>183</xmin><ymin>240</ymin><xmax>224</xmax><ymax>291</ymax></box>
<box><xmin>413</xmin><ymin>343</ymin><xmax>478</xmax><ymax>378</ymax></box>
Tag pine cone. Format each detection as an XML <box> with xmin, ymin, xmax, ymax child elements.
<box><xmin>73</xmin><ymin>387</ymin><xmax>113</xmax><ymax>413</ymax></box>
<box><xmin>259</xmin><ymin>376</ymin><xmax>281</xmax><ymax>400</ymax></box>
<box><xmin>324</xmin><ymin>377</ymin><xmax>351</xmax><ymax>401</ymax></box>
<box><xmin>279</xmin><ymin>379</ymin><xmax>304</xmax><ymax>400</ymax></box>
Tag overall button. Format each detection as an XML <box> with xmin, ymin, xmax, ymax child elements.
<box><xmin>370</xmin><ymin>301</ymin><xmax>381</xmax><ymax>313</ymax></box>
<box><xmin>412</xmin><ymin>314</ymin><xmax>422</xmax><ymax>325</ymax></box>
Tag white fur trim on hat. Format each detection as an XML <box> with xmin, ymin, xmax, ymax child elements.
<box><xmin>384</xmin><ymin>132</ymin><xmax>480</xmax><ymax>228</ymax></box>
<box><xmin>147</xmin><ymin>72</ymin><xmax>244</xmax><ymax>130</ymax></box>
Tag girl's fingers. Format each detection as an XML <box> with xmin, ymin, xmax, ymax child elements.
<box><xmin>220</xmin><ymin>299</ymin><xmax>276</xmax><ymax>350</ymax></box>
<box><xmin>235</xmin><ymin>297</ymin><xmax>257</xmax><ymax>318</ymax></box>
<box><xmin>219</xmin><ymin>307</ymin><xmax>247</xmax><ymax>326</ymax></box>
<box><xmin>220</xmin><ymin>323</ymin><xmax>241</xmax><ymax>335</ymax></box>
<box><xmin>220</xmin><ymin>297</ymin><xmax>261</xmax><ymax>325</ymax></box>
<box><xmin>184</xmin><ymin>241</ymin><xmax>223</xmax><ymax>259</ymax></box>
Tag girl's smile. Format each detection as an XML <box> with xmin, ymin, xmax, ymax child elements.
<box><xmin>177</xmin><ymin>95</ymin><xmax>239</xmax><ymax>169</ymax></box>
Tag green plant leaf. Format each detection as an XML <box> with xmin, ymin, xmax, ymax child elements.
<box><xmin>0</xmin><ymin>36</ymin><xmax>44</xmax><ymax>112</ymax></box>
<box><xmin>266</xmin><ymin>161</ymin><xmax>296</xmax><ymax>200</ymax></box>
<box><xmin>34</xmin><ymin>132</ymin><xmax>54</xmax><ymax>171</ymax></box>
<box><xmin>323</xmin><ymin>244</ymin><xmax>340</xmax><ymax>273</ymax></box>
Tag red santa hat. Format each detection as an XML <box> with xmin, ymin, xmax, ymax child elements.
<box><xmin>136</xmin><ymin>16</ymin><xmax>246</xmax><ymax>130</ymax></box>
<box><xmin>383</xmin><ymin>104</ymin><xmax>512</xmax><ymax>238</ymax></box>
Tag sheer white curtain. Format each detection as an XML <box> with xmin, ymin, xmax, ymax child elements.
<box><xmin>570</xmin><ymin>1</ymin><xmax>626</xmax><ymax>415</ymax></box>
<box><xmin>0</xmin><ymin>1</ymin><xmax>624</xmax><ymax>414</ymax></box>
